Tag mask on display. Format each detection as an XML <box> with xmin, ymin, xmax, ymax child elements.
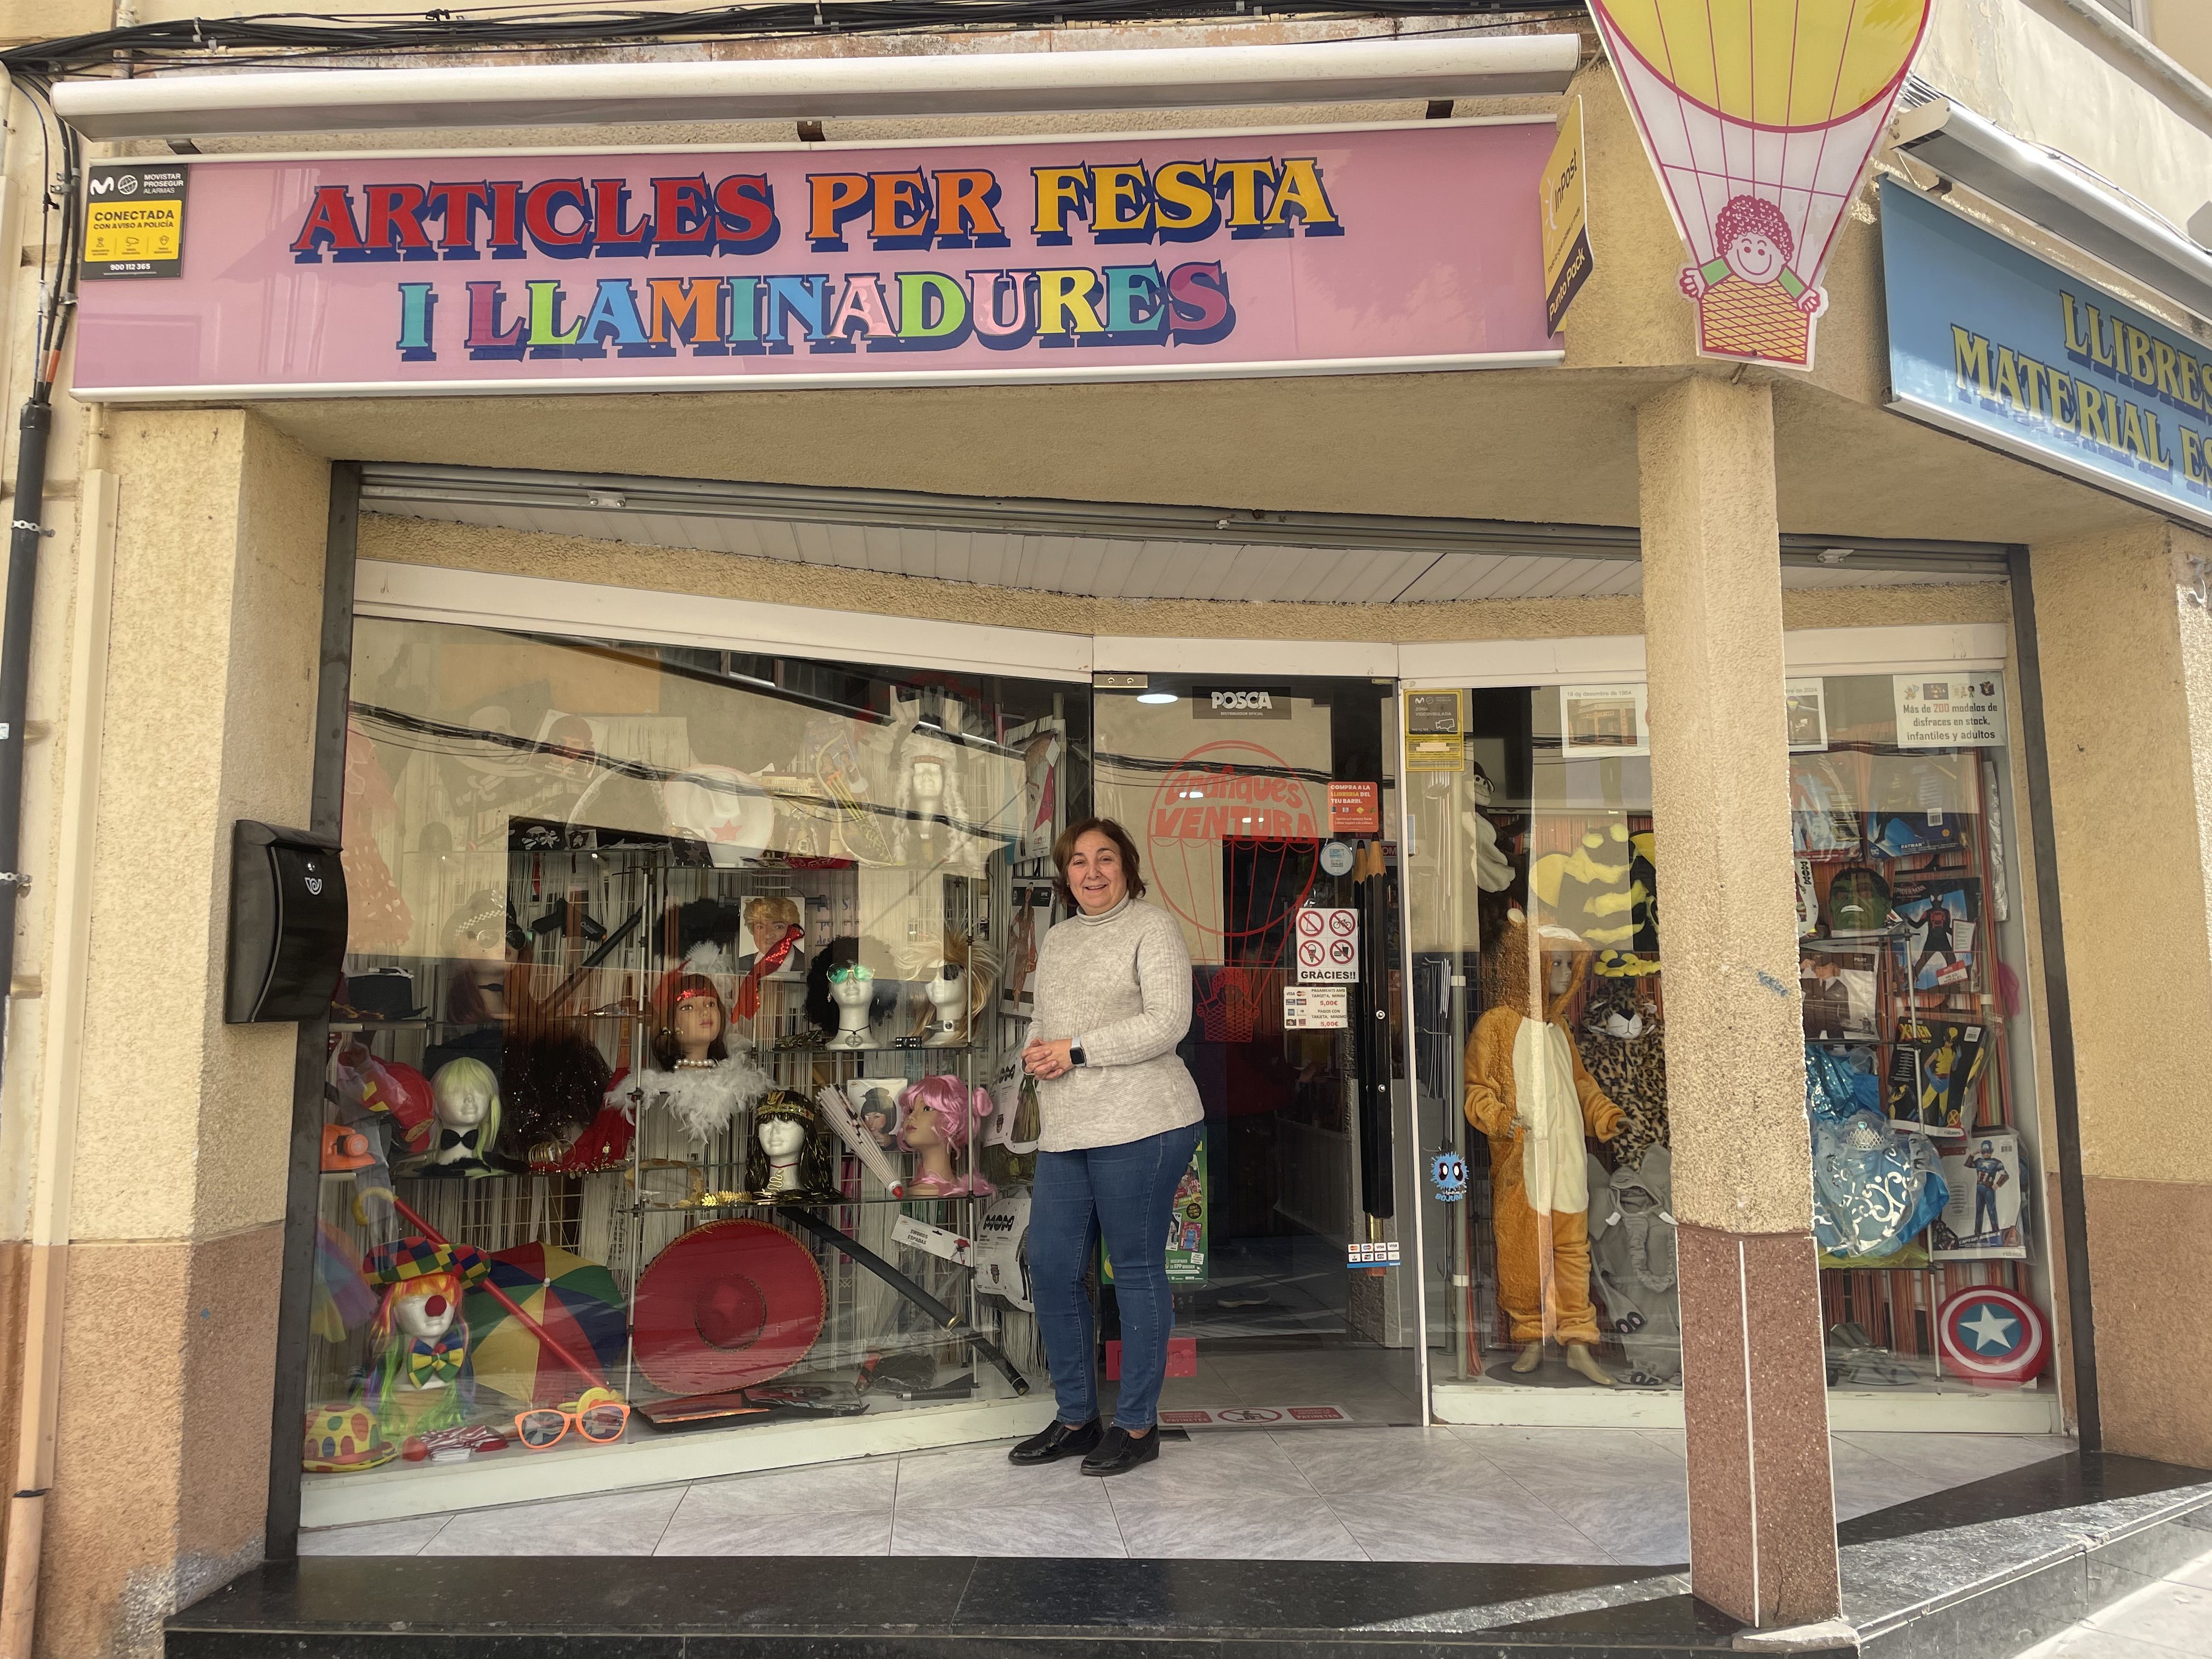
<box><xmin>897</xmin><ymin>1074</ymin><xmax>995</xmax><ymax>1198</ymax></box>
<box><xmin>1464</xmin><ymin>908</ymin><xmax>1626</xmax><ymax>1386</ymax></box>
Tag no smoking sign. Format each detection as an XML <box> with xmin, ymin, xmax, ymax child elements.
<box><xmin>1296</xmin><ymin>907</ymin><xmax>1359</xmax><ymax>984</ymax></box>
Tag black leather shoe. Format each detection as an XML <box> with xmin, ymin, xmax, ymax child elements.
<box><xmin>1009</xmin><ymin>1419</ymin><xmax>1101</xmax><ymax>1465</ymax></box>
<box><xmin>1080</xmin><ymin>1425</ymin><xmax>1160</xmax><ymax>1477</ymax></box>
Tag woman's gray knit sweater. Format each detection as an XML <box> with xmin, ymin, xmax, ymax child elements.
<box><xmin>1028</xmin><ymin>896</ymin><xmax>1203</xmax><ymax>1152</ymax></box>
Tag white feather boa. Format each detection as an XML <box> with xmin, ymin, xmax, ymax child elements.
<box><xmin>650</xmin><ymin>1051</ymin><xmax>772</xmax><ymax>1143</ymax></box>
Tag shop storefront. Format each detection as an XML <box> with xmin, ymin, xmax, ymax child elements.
<box><xmin>37</xmin><ymin>13</ymin><xmax>2212</xmax><ymax>1647</ymax></box>
<box><xmin>289</xmin><ymin>508</ymin><xmax>2053</xmax><ymax>1530</ymax></box>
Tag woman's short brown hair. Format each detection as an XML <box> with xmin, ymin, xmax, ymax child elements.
<box><xmin>1050</xmin><ymin>817</ymin><xmax>1147</xmax><ymax>909</ymax></box>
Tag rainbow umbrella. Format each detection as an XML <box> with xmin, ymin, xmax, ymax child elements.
<box><xmin>460</xmin><ymin>1242</ymin><xmax>628</xmax><ymax>1407</ymax></box>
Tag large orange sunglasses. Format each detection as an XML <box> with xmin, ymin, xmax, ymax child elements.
<box><xmin>514</xmin><ymin>1387</ymin><xmax>629</xmax><ymax>1451</ymax></box>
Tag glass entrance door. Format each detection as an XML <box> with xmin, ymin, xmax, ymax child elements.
<box><xmin>1092</xmin><ymin>673</ymin><xmax>1420</xmax><ymax>1422</ymax></box>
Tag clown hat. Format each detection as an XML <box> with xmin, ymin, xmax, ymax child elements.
<box><xmin>363</xmin><ymin>1235</ymin><xmax>490</xmax><ymax>1288</ymax></box>
<box><xmin>302</xmin><ymin>1404</ymin><xmax>396</xmax><ymax>1474</ymax></box>
<box><xmin>632</xmin><ymin>1220</ymin><xmax>825</xmax><ymax>1396</ymax></box>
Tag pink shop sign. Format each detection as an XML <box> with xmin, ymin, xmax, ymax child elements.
<box><xmin>72</xmin><ymin>120</ymin><xmax>1561</xmax><ymax>400</ymax></box>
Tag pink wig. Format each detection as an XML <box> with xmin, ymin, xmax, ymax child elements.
<box><xmin>897</xmin><ymin>1074</ymin><xmax>991</xmax><ymax>1151</ymax></box>
<box><xmin>1714</xmin><ymin>194</ymin><xmax>1794</xmax><ymax>262</ymax></box>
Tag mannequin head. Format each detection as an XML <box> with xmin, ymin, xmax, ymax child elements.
<box><xmin>745</xmin><ymin>1090</ymin><xmax>837</xmax><ymax>1195</ymax></box>
<box><xmin>828</xmin><ymin>963</ymin><xmax>874</xmax><ymax>1011</ymax></box>
<box><xmin>806</xmin><ymin>936</ymin><xmax>889</xmax><ymax>1038</ymax></box>
<box><xmin>926</xmin><ymin>965</ymin><xmax>966</xmax><ymax>1036</ymax></box>
<box><xmin>369</xmin><ymin>1266</ymin><xmax>467</xmax><ymax>1353</ymax></box>
<box><xmin>390</xmin><ymin>1285</ymin><xmax>459</xmax><ymax>1342</ymax></box>
<box><xmin>898</xmin><ymin>1074</ymin><xmax>990</xmax><ymax>1154</ymax></box>
<box><xmin>652</xmin><ymin>973</ymin><xmax>730</xmax><ymax>1070</ymax></box>
<box><xmin>365</xmin><ymin>1263</ymin><xmax>472</xmax><ymax>1438</ymax></box>
<box><xmin>430</xmin><ymin>1058</ymin><xmax>501</xmax><ymax>1154</ymax></box>
<box><xmin>759</xmin><ymin>1112</ymin><xmax>806</xmax><ymax>1161</ymax></box>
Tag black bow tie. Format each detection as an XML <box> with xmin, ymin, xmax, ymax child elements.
<box><xmin>439</xmin><ymin>1127</ymin><xmax>479</xmax><ymax>1152</ymax></box>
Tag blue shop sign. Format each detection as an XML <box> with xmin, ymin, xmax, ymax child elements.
<box><xmin>1882</xmin><ymin>179</ymin><xmax>2212</xmax><ymax>530</ymax></box>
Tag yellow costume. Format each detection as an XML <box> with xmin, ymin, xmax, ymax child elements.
<box><xmin>1464</xmin><ymin>917</ymin><xmax>1624</xmax><ymax>1347</ymax></box>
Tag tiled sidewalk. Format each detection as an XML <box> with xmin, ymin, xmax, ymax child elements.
<box><xmin>2012</xmin><ymin>1539</ymin><xmax>2212</xmax><ymax>1658</ymax></box>
<box><xmin>302</xmin><ymin>1426</ymin><xmax>2071</xmax><ymax>1565</ymax></box>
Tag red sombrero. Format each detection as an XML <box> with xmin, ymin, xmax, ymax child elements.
<box><xmin>632</xmin><ymin>1220</ymin><xmax>825</xmax><ymax>1395</ymax></box>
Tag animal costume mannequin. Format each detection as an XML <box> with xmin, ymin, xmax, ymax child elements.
<box><xmin>1587</xmin><ymin>1147</ymin><xmax>1681</xmax><ymax>1386</ymax></box>
<box><xmin>1464</xmin><ymin>909</ymin><xmax>1624</xmax><ymax>1385</ymax></box>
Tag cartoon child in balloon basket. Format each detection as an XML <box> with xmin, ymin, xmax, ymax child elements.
<box><xmin>1678</xmin><ymin>194</ymin><xmax>1829</xmax><ymax>368</ymax></box>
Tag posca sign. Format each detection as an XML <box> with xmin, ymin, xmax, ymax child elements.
<box><xmin>74</xmin><ymin>122</ymin><xmax>1562</xmax><ymax>399</ymax></box>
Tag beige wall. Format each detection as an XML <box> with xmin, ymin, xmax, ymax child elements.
<box><xmin>1918</xmin><ymin>0</ymin><xmax>2212</xmax><ymax>240</ymax></box>
<box><xmin>2032</xmin><ymin>516</ymin><xmax>2212</xmax><ymax>1468</ymax></box>
<box><xmin>30</xmin><ymin>410</ymin><xmax>329</xmax><ymax>1659</ymax></box>
<box><xmin>2142</xmin><ymin>0</ymin><xmax>2212</xmax><ymax>89</ymax></box>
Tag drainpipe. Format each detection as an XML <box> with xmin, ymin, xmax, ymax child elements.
<box><xmin>0</xmin><ymin>402</ymin><xmax>110</xmax><ymax>1659</ymax></box>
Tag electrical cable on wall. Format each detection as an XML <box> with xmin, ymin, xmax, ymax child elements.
<box><xmin>2</xmin><ymin>1</ymin><xmax>1585</xmax><ymax>78</ymax></box>
<box><xmin>0</xmin><ymin>71</ymin><xmax>82</xmax><ymax>1097</ymax></box>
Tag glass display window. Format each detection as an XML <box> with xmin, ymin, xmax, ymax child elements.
<box><xmin>1406</xmin><ymin>685</ymin><xmax>1679</xmax><ymax>1402</ymax></box>
<box><xmin>1405</xmin><ymin>668</ymin><xmax>2054</xmax><ymax>1421</ymax></box>
<box><xmin>309</xmin><ymin>617</ymin><xmax>1087</xmax><ymax>1497</ymax></box>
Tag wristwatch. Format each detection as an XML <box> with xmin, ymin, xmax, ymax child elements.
<box><xmin>1069</xmin><ymin>1043</ymin><xmax>1088</xmax><ymax>1068</ymax></box>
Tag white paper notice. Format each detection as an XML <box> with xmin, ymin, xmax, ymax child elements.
<box><xmin>890</xmin><ymin>1212</ymin><xmax>972</xmax><ymax>1265</ymax></box>
<box><xmin>1893</xmin><ymin>674</ymin><xmax>2007</xmax><ymax>749</ymax></box>
<box><xmin>1284</xmin><ymin>986</ymin><xmax>1350</xmax><ymax>1028</ymax></box>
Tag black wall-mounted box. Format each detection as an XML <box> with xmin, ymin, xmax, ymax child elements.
<box><xmin>225</xmin><ymin>821</ymin><xmax>348</xmax><ymax>1024</ymax></box>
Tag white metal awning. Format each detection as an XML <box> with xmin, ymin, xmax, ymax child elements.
<box><xmin>1893</xmin><ymin>89</ymin><xmax>2212</xmax><ymax>323</ymax></box>
<box><xmin>358</xmin><ymin>464</ymin><xmax>2009</xmax><ymax>605</ymax></box>
<box><xmin>51</xmin><ymin>36</ymin><xmax>1579</xmax><ymax>140</ymax></box>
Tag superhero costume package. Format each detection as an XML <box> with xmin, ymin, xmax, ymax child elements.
<box><xmin>1885</xmin><ymin>1017</ymin><xmax>1987</xmax><ymax>1137</ymax></box>
<box><xmin>1888</xmin><ymin>878</ymin><xmax>1980</xmax><ymax>994</ymax></box>
<box><xmin>1932</xmin><ymin>1129</ymin><xmax>2028</xmax><ymax>1260</ymax></box>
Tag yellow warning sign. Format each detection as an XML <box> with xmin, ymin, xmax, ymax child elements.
<box><xmin>83</xmin><ymin>163</ymin><xmax>190</xmax><ymax>279</ymax></box>
<box><xmin>86</xmin><ymin>200</ymin><xmax>182</xmax><ymax>264</ymax></box>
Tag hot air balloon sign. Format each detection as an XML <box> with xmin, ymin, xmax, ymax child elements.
<box><xmin>1587</xmin><ymin>0</ymin><xmax>1932</xmax><ymax>370</ymax></box>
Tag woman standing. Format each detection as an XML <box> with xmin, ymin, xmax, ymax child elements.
<box><xmin>1012</xmin><ymin>817</ymin><xmax>1201</xmax><ymax>1476</ymax></box>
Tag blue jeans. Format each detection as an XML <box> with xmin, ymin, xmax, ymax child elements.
<box><xmin>1028</xmin><ymin>1121</ymin><xmax>1201</xmax><ymax>1432</ymax></box>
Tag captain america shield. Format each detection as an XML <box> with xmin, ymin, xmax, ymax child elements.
<box><xmin>1935</xmin><ymin>1286</ymin><xmax>2047</xmax><ymax>1385</ymax></box>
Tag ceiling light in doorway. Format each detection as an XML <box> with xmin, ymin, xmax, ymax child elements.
<box><xmin>1137</xmin><ymin>692</ymin><xmax>1178</xmax><ymax>704</ymax></box>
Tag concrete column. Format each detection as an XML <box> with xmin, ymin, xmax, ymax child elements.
<box><xmin>24</xmin><ymin>411</ymin><xmax>329</xmax><ymax>1659</ymax></box>
<box><xmin>2030</xmin><ymin>519</ymin><xmax>2212</xmax><ymax>1469</ymax></box>
<box><xmin>1637</xmin><ymin>377</ymin><xmax>1838</xmax><ymax>1628</ymax></box>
